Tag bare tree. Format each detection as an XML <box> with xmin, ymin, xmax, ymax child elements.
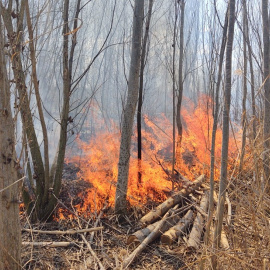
<box><xmin>213</xmin><ymin>0</ymin><xmax>235</xmax><ymax>268</ymax></box>
<box><xmin>0</xmin><ymin>9</ymin><xmax>21</xmax><ymax>268</ymax></box>
<box><xmin>115</xmin><ymin>0</ymin><xmax>144</xmax><ymax>214</ymax></box>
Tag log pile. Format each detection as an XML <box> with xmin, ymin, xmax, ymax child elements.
<box><xmin>123</xmin><ymin>174</ymin><xmax>230</xmax><ymax>268</ymax></box>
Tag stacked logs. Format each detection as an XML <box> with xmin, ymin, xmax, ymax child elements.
<box><xmin>123</xmin><ymin>175</ymin><xmax>230</xmax><ymax>268</ymax></box>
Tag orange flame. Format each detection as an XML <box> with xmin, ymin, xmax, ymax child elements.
<box><xmin>64</xmin><ymin>95</ymin><xmax>241</xmax><ymax>214</ymax></box>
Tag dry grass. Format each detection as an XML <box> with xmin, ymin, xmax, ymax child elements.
<box><xmin>20</xmin><ymin>167</ymin><xmax>270</xmax><ymax>269</ymax></box>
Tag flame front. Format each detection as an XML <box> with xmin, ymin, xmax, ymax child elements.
<box><xmin>65</xmin><ymin>96</ymin><xmax>240</xmax><ymax>214</ymax></box>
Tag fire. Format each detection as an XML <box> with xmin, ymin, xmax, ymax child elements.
<box><xmin>64</xmin><ymin>96</ymin><xmax>240</xmax><ymax>215</ymax></box>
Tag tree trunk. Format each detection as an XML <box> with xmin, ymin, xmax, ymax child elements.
<box><xmin>0</xmin><ymin>12</ymin><xmax>21</xmax><ymax>269</ymax></box>
<box><xmin>172</xmin><ymin>0</ymin><xmax>178</xmax><ymax>187</ymax></box>
<box><xmin>115</xmin><ymin>0</ymin><xmax>144</xmax><ymax>214</ymax></box>
<box><xmin>1</xmin><ymin>1</ymin><xmax>46</xmax><ymax>219</ymax></box>
<box><xmin>239</xmin><ymin>0</ymin><xmax>248</xmax><ymax>173</ymax></box>
<box><xmin>137</xmin><ymin>0</ymin><xmax>154</xmax><ymax>186</ymax></box>
<box><xmin>213</xmin><ymin>0</ymin><xmax>235</xmax><ymax>268</ymax></box>
<box><xmin>262</xmin><ymin>0</ymin><xmax>270</xmax><ymax>192</ymax></box>
<box><xmin>206</xmin><ymin>6</ymin><xmax>228</xmax><ymax>246</ymax></box>
<box><xmin>175</xmin><ymin>0</ymin><xmax>185</xmax><ymax>169</ymax></box>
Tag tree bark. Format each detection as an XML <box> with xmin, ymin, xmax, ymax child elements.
<box><xmin>115</xmin><ymin>0</ymin><xmax>144</xmax><ymax>214</ymax></box>
<box><xmin>0</xmin><ymin>10</ymin><xmax>21</xmax><ymax>269</ymax></box>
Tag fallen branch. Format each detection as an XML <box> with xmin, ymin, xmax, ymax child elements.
<box><xmin>140</xmin><ymin>175</ymin><xmax>205</xmax><ymax>226</ymax></box>
<box><xmin>187</xmin><ymin>191</ymin><xmax>209</xmax><ymax>252</ymax></box>
<box><xmin>22</xmin><ymin>241</ymin><xmax>75</xmax><ymax>247</ymax></box>
<box><xmin>22</xmin><ymin>227</ymin><xmax>103</xmax><ymax>235</ymax></box>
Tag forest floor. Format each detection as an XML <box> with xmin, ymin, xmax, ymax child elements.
<box><xmin>20</xmin><ymin>164</ymin><xmax>270</xmax><ymax>270</ymax></box>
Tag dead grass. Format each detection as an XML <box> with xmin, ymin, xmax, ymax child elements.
<box><xmin>20</xmin><ymin>170</ymin><xmax>270</xmax><ymax>269</ymax></box>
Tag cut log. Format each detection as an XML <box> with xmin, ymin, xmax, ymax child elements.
<box><xmin>140</xmin><ymin>175</ymin><xmax>205</xmax><ymax>226</ymax></box>
<box><xmin>187</xmin><ymin>191</ymin><xmax>209</xmax><ymax>252</ymax></box>
<box><xmin>127</xmin><ymin>204</ymin><xmax>191</xmax><ymax>246</ymax></box>
<box><xmin>161</xmin><ymin>209</ymin><xmax>194</xmax><ymax>245</ymax></box>
<box><xmin>123</xmin><ymin>209</ymin><xmax>172</xmax><ymax>269</ymax></box>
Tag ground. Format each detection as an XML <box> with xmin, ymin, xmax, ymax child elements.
<box><xmin>20</xmin><ymin>164</ymin><xmax>270</xmax><ymax>269</ymax></box>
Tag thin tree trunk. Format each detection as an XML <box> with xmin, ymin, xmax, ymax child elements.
<box><xmin>205</xmin><ymin>6</ymin><xmax>229</xmax><ymax>247</ymax></box>
<box><xmin>175</xmin><ymin>0</ymin><xmax>185</xmax><ymax>169</ymax></box>
<box><xmin>239</xmin><ymin>0</ymin><xmax>248</xmax><ymax>173</ymax></box>
<box><xmin>262</xmin><ymin>0</ymin><xmax>270</xmax><ymax>191</ymax></box>
<box><xmin>25</xmin><ymin>0</ymin><xmax>50</xmax><ymax>205</ymax></box>
<box><xmin>172</xmin><ymin>0</ymin><xmax>178</xmax><ymax>187</ymax></box>
<box><xmin>42</xmin><ymin>0</ymin><xmax>79</xmax><ymax>219</ymax></box>
<box><xmin>137</xmin><ymin>0</ymin><xmax>154</xmax><ymax>186</ymax></box>
<box><xmin>0</xmin><ymin>10</ymin><xmax>21</xmax><ymax>269</ymax></box>
<box><xmin>115</xmin><ymin>0</ymin><xmax>144</xmax><ymax>214</ymax></box>
<box><xmin>213</xmin><ymin>0</ymin><xmax>235</xmax><ymax>268</ymax></box>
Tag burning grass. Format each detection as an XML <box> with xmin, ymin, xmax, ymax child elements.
<box><xmin>64</xmin><ymin>96</ymin><xmax>241</xmax><ymax>214</ymax></box>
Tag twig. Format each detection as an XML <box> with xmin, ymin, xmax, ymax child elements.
<box><xmin>22</xmin><ymin>241</ymin><xmax>76</xmax><ymax>247</ymax></box>
<box><xmin>80</xmin><ymin>234</ymin><xmax>105</xmax><ymax>270</ymax></box>
<box><xmin>0</xmin><ymin>176</ymin><xmax>25</xmax><ymax>193</ymax></box>
<box><xmin>22</xmin><ymin>227</ymin><xmax>103</xmax><ymax>235</ymax></box>
<box><xmin>90</xmin><ymin>203</ymin><xmax>107</xmax><ymax>243</ymax></box>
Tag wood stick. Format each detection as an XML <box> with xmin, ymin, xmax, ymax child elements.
<box><xmin>187</xmin><ymin>191</ymin><xmax>209</xmax><ymax>252</ymax></box>
<box><xmin>161</xmin><ymin>209</ymin><xmax>194</xmax><ymax>245</ymax></box>
<box><xmin>226</xmin><ymin>192</ymin><xmax>232</xmax><ymax>226</ymax></box>
<box><xmin>22</xmin><ymin>241</ymin><xmax>75</xmax><ymax>247</ymax></box>
<box><xmin>123</xmin><ymin>210</ymin><xmax>172</xmax><ymax>269</ymax></box>
<box><xmin>81</xmin><ymin>234</ymin><xmax>105</xmax><ymax>270</ymax></box>
<box><xmin>140</xmin><ymin>175</ymin><xmax>205</xmax><ymax>226</ymax></box>
<box><xmin>22</xmin><ymin>227</ymin><xmax>103</xmax><ymax>235</ymax></box>
<box><xmin>90</xmin><ymin>204</ymin><xmax>107</xmax><ymax>243</ymax></box>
